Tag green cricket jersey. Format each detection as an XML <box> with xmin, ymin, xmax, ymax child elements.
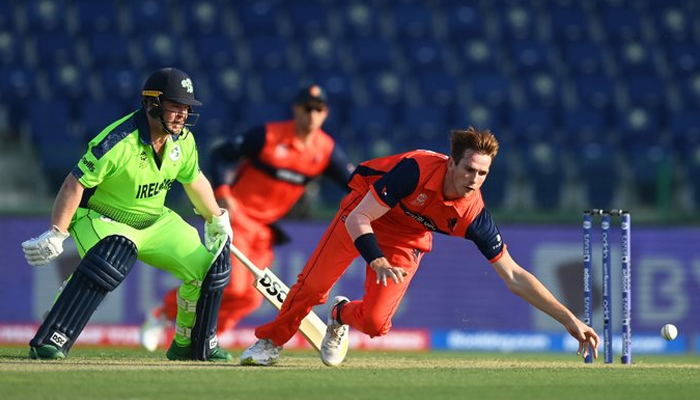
<box><xmin>72</xmin><ymin>109</ymin><xmax>200</xmax><ymax>229</ymax></box>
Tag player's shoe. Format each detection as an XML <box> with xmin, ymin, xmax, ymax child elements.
<box><xmin>29</xmin><ymin>344</ymin><xmax>66</xmax><ymax>360</ymax></box>
<box><xmin>321</xmin><ymin>295</ymin><xmax>350</xmax><ymax>367</ymax></box>
<box><xmin>240</xmin><ymin>338</ymin><xmax>282</xmax><ymax>366</ymax></box>
<box><xmin>165</xmin><ymin>340</ymin><xmax>232</xmax><ymax>362</ymax></box>
<box><xmin>140</xmin><ymin>307</ymin><xmax>171</xmax><ymax>352</ymax></box>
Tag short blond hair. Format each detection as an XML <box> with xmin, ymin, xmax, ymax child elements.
<box><xmin>450</xmin><ymin>127</ymin><xmax>499</xmax><ymax>162</ymax></box>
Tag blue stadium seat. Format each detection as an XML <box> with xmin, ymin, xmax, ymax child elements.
<box><xmin>669</xmin><ymin>109</ymin><xmax>700</xmax><ymax>149</ymax></box>
<box><xmin>521</xmin><ymin>72</ymin><xmax>561</xmax><ymax>108</ymax></box>
<box><xmin>676</xmin><ymin>73</ymin><xmax>700</xmax><ymax>109</ymax></box>
<box><xmin>350</xmin><ymin>38</ymin><xmax>396</xmax><ymax>72</ymax></box>
<box><xmin>510</xmin><ymin>40</ymin><xmax>553</xmax><ymax>73</ymax></box>
<box><xmin>247</xmin><ymin>35</ymin><xmax>289</xmax><ymax>70</ymax></box>
<box><xmin>562</xmin><ymin>107</ymin><xmax>608</xmax><ymax>146</ymax></box>
<box><xmin>612</xmin><ymin>41</ymin><xmax>659</xmax><ymax>74</ymax></box>
<box><xmin>624</xmin><ymin>74</ymin><xmax>667</xmax><ymax>109</ymax></box>
<box><xmin>441</xmin><ymin>1</ymin><xmax>483</xmax><ymax>39</ymax></box>
<box><xmin>74</xmin><ymin>0</ymin><xmax>120</xmax><ymax>34</ymax></box>
<box><xmin>626</xmin><ymin>143</ymin><xmax>673</xmax><ymax>206</ymax></box>
<box><xmin>480</xmin><ymin>141</ymin><xmax>510</xmax><ymax>209</ymax></box>
<box><xmin>207</xmin><ymin>66</ymin><xmax>247</xmax><ymax>104</ymax></box>
<box><xmin>523</xmin><ymin>142</ymin><xmax>564</xmax><ymax>209</ymax></box>
<box><xmin>348</xmin><ymin>104</ymin><xmax>394</xmax><ymax>142</ymax></box>
<box><xmin>563</xmin><ymin>41</ymin><xmax>607</xmax><ymax>76</ymax></box>
<box><xmin>237</xmin><ymin>0</ymin><xmax>280</xmax><ymax>36</ymax></box>
<box><xmin>300</xmin><ymin>36</ymin><xmax>343</xmax><ymax>73</ymax></box>
<box><xmin>241</xmin><ymin>102</ymin><xmax>289</xmax><ymax>129</ymax></box>
<box><xmin>98</xmin><ymin>67</ymin><xmax>140</xmax><ymax>102</ymax></box>
<box><xmin>617</xmin><ymin>106</ymin><xmax>660</xmax><ymax>144</ymax></box>
<box><xmin>509</xmin><ymin>107</ymin><xmax>555</xmax><ymax>145</ymax></box>
<box><xmin>574</xmin><ymin>74</ymin><xmax>616</xmax><ymax>110</ymax></box>
<box><xmin>669</xmin><ymin>43</ymin><xmax>700</xmax><ymax>77</ymax></box>
<box><xmin>548</xmin><ymin>4</ymin><xmax>590</xmax><ymax>43</ymax></box>
<box><xmin>193</xmin><ymin>101</ymin><xmax>231</xmax><ymax>152</ymax></box>
<box><xmin>0</xmin><ymin>65</ymin><xmax>37</xmax><ymax>131</ymax></box>
<box><xmin>363</xmin><ymin>70</ymin><xmax>405</xmax><ymax>107</ymax></box>
<box><xmin>339</xmin><ymin>2</ymin><xmax>380</xmax><ymax>38</ymax></box>
<box><xmin>24</xmin><ymin>0</ymin><xmax>68</xmax><ymax>33</ymax></box>
<box><xmin>469</xmin><ymin>72</ymin><xmax>511</xmax><ymax>109</ymax></box>
<box><xmin>403</xmin><ymin>38</ymin><xmax>446</xmax><ymax>72</ymax></box>
<box><xmin>574</xmin><ymin>143</ymin><xmax>618</xmax><ymax>209</ymax></box>
<box><xmin>47</xmin><ymin>63</ymin><xmax>88</xmax><ymax>101</ymax></box>
<box><xmin>391</xmin><ymin>3</ymin><xmax>434</xmax><ymax>39</ymax></box>
<box><xmin>78</xmin><ymin>100</ymin><xmax>125</xmax><ymax>139</ymax></box>
<box><xmin>454</xmin><ymin>104</ymin><xmax>505</xmax><ymax>136</ymax></box>
<box><xmin>457</xmin><ymin>38</ymin><xmax>503</xmax><ymax>73</ymax></box>
<box><xmin>88</xmin><ymin>33</ymin><xmax>131</xmax><ymax>67</ymax></box>
<box><xmin>183</xmin><ymin>0</ymin><xmax>226</xmax><ymax>35</ymax></box>
<box><xmin>602</xmin><ymin>6</ymin><xmax>643</xmax><ymax>42</ymax></box>
<box><xmin>286</xmin><ymin>2</ymin><xmax>330</xmax><ymax>38</ymax></box>
<box><xmin>652</xmin><ymin>6</ymin><xmax>693</xmax><ymax>42</ymax></box>
<box><xmin>417</xmin><ymin>72</ymin><xmax>459</xmax><ymax>107</ymax></box>
<box><xmin>195</xmin><ymin>33</ymin><xmax>237</xmax><ymax>69</ymax></box>
<box><xmin>494</xmin><ymin>4</ymin><xmax>537</xmax><ymax>40</ymax></box>
<box><xmin>126</xmin><ymin>0</ymin><xmax>170</xmax><ymax>33</ymax></box>
<box><xmin>0</xmin><ymin>30</ymin><xmax>22</xmax><ymax>65</ymax></box>
<box><xmin>0</xmin><ymin>1</ymin><xmax>16</xmax><ymax>32</ymax></box>
<box><xmin>34</xmin><ymin>31</ymin><xmax>78</xmax><ymax>66</ymax></box>
<box><xmin>259</xmin><ymin>69</ymin><xmax>300</xmax><ymax>104</ymax></box>
<box><xmin>399</xmin><ymin>105</ymin><xmax>447</xmax><ymax>150</ymax></box>
<box><xmin>133</xmin><ymin>33</ymin><xmax>183</xmax><ymax>70</ymax></box>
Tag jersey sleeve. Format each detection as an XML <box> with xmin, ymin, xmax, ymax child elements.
<box><xmin>465</xmin><ymin>208</ymin><xmax>505</xmax><ymax>262</ymax></box>
<box><xmin>71</xmin><ymin>145</ymin><xmax>117</xmax><ymax>189</ymax></box>
<box><xmin>209</xmin><ymin>125</ymin><xmax>266</xmax><ymax>188</ymax></box>
<box><xmin>323</xmin><ymin>142</ymin><xmax>354</xmax><ymax>192</ymax></box>
<box><xmin>176</xmin><ymin>131</ymin><xmax>200</xmax><ymax>184</ymax></box>
<box><xmin>370</xmin><ymin>157</ymin><xmax>420</xmax><ymax>208</ymax></box>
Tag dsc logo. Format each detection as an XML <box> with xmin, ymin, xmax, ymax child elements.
<box><xmin>49</xmin><ymin>331</ymin><xmax>69</xmax><ymax>348</ymax></box>
<box><xmin>259</xmin><ymin>273</ymin><xmax>287</xmax><ymax>304</ymax></box>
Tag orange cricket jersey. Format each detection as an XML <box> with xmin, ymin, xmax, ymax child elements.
<box><xmin>228</xmin><ymin>121</ymin><xmax>336</xmax><ymax>224</ymax></box>
<box><xmin>348</xmin><ymin>150</ymin><xmax>505</xmax><ymax>262</ymax></box>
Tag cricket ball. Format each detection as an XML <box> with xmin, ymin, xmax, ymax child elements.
<box><xmin>660</xmin><ymin>324</ymin><xmax>678</xmax><ymax>341</ymax></box>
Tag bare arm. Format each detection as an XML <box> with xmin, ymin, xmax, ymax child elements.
<box><xmin>345</xmin><ymin>192</ymin><xmax>408</xmax><ymax>286</ymax></box>
<box><xmin>51</xmin><ymin>174</ymin><xmax>85</xmax><ymax>233</ymax></box>
<box><xmin>492</xmin><ymin>249</ymin><xmax>599</xmax><ymax>359</ymax></box>
<box><xmin>183</xmin><ymin>172</ymin><xmax>224</xmax><ymax>222</ymax></box>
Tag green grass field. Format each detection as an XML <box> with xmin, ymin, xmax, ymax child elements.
<box><xmin>1</xmin><ymin>345</ymin><xmax>698</xmax><ymax>400</ymax></box>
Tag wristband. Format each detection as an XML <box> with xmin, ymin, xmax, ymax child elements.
<box><xmin>354</xmin><ymin>233</ymin><xmax>385</xmax><ymax>264</ymax></box>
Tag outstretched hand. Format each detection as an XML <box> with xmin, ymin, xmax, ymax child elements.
<box><xmin>568</xmin><ymin>319</ymin><xmax>600</xmax><ymax>360</ymax></box>
<box><xmin>369</xmin><ymin>257</ymin><xmax>408</xmax><ymax>287</ymax></box>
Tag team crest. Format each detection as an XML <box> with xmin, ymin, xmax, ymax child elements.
<box><xmin>139</xmin><ymin>151</ymin><xmax>148</xmax><ymax>169</ymax></box>
<box><xmin>181</xmin><ymin>78</ymin><xmax>194</xmax><ymax>93</ymax></box>
<box><xmin>169</xmin><ymin>145</ymin><xmax>181</xmax><ymax>161</ymax></box>
<box><xmin>410</xmin><ymin>193</ymin><xmax>428</xmax><ymax>206</ymax></box>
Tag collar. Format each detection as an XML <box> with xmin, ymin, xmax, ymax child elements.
<box><xmin>423</xmin><ymin>158</ymin><xmax>473</xmax><ymax>218</ymax></box>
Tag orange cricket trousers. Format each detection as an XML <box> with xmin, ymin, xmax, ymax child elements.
<box><xmin>255</xmin><ymin>192</ymin><xmax>424</xmax><ymax>346</ymax></box>
<box><xmin>163</xmin><ymin>207</ymin><xmax>271</xmax><ymax>334</ymax></box>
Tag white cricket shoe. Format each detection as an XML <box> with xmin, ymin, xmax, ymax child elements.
<box><xmin>240</xmin><ymin>339</ymin><xmax>282</xmax><ymax>366</ymax></box>
<box><xmin>321</xmin><ymin>296</ymin><xmax>350</xmax><ymax>367</ymax></box>
<box><xmin>140</xmin><ymin>308</ymin><xmax>171</xmax><ymax>352</ymax></box>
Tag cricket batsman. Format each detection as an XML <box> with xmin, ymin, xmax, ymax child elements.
<box><xmin>22</xmin><ymin>67</ymin><xmax>234</xmax><ymax>361</ymax></box>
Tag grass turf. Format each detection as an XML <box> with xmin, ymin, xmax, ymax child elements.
<box><xmin>1</xmin><ymin>345</ymin><xmax>698</xmax><ymax>400</ymax></box>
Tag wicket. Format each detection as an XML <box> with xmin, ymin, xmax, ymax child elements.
<box><xmin>582</xmin><ymin>209</ymin><xmax>632</xmax><ymax>364</ymax></box>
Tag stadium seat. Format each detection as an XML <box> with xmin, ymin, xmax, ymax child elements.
<box><xmin>403</xmin><ymin>38</ymin><xmax>446</xmax><ymax>72</ymax></box>
<box><xmin>399</xmin><ymin>105</ymin><xmax>447</xmax><ymax>150</ymax></box>
<box><xmin>195</xmin><ymin>33</ymin><xmax>237</xmax><ymax>69</ymax></box>
<box><xmin>313</xmin><ymin>71</ymin><xmax>356</xmax><ymax>109</ymax></box>
<box><xmin>33</xmin><ymin>31</ymin><xmax>78</xmax><ymax>66</ymax></box>
<box><xmin>363</xmin><ymin>70</ymin><xmax>405</xmax><ymax>107</ymax></box>
<box><xmin>78</xmin><ymin>100</ymin><xmax>125</xmax><ymax>139</ymax></box>
<box><xmin>133</xmin><ymin>33</ymin><xmax>183</xmax><ymax>70</ymax></box>
<box><xmin>348</xmin><ymin>104</ymin><xmax>394</xmax><ymax>143</ymax></box>
<box><xmin>339</xmin><ymin>2</ymin><xmax>381</xmax><ymax>38</ymax></box>
<box><xmin>616</xmin><ymin>106</ymin><xmax>661</xmax><ymax>144</ymax></box>
<box><xmin>47</xmin><ymin>63</ymin><xmax>88</xmax><ymax>102</ymax></box>
<box><xmin>493</xmin><ymin>4</ymin><xmax>537</xmax><ymax>40</ymax></box>
<box><xmin>522</xmin><ymin>142</ymin><xmax>564</xmax><ymax>210</ymax></box>
<box><xmin>286</xmin><ymin>2</ymin><xmax>330</xmax><ymax>38</ymax></box>
<box><xmin>457</xmin><ymin>38</ymin><xmax>503</xmax><ymax>73</ymax></box>
<box><xmin>259</xmin><ymin>69</ymin><xmax>300</xmax><ymax>104</ymax></box>
<box><xmin>509</xmin><ymin>107</ymin><xmax>555</xmax><ymax>145</ymax></box>
<box><xmin>247</xmin><ymin>35</ymin><xmax>289</xmax><ymax>70</ymax></box>
<box><xmin>521</xmin><ymin>72</ymin><xmax>562</xmax><ymax>108</ymax></box>
<box><xmin>182</xmin><ymin>0</ymin><xmax>226</xmax><ymax>36</ymax></box>
<box><xmin>480</xmin><ymin>141</ymin><xmax>510</xmax><ymax>209</ymax></box>
<box><xmin>207</xmin><ymin>66</ymin><xmax>247</xmax><ymax>104</ymax></box>
<box><xmin>574</xmin><ymin>74</ymin><xmax>616</xmax><ymax>110</ymax></box>
<box><xmin>193</xmin><ymin>101</ymin><xmax>231</xmax><ymax>152</ymax></box>
<box><xmin>468</xmin><ymin>72</ymin><xmax>511</xmax><ymax>109</ymax></box>
<box><xmin>390</xmin><ymin>3</ymin><xmax>434</xmax><ymax>39</ymax></box>
<box><xmin>417</xmin><ymin>71</ymin><xmax>460</xmax><ymax>108</ymax></box>
<box><xmin>241</xmin><ymin>102</ymin><xmax>289</xmax><ymax>130</ymax></box>
<box><xmin>652</xmin><ymin>6</ymin><xmax>693</xmax><ymax>42</ymax></box>
<box><xmin>563</xmin><ymin>41</ymin><xmax>607</xmax><ymax>76</ymax></box>
<box><xmin>299</xmin><ymin>36</ymin><xmax>343</xmax><ymax>73</ymax></box>
<box><xmin>237</xmin><ymin>0</ymin><xmax>280</xmax><ymax>36</ymax></box>
<box><xmin>440</xmin><ymin>1</ymin><xmax>484</xmax><ymax>39</ymax></box>
<box><xmin>548</xmin><ymin>4</ymin><xmax>590</xmax><ymax>43</ymax></box>
<box><xmin>626</xmin><ymin>143</ymin><xmax>674</xmax><ymax>206</ymax></box>
<box><xmin>668</xmin><ymin>42</ymin><xmax>700</xmax><ymax>77</ymax></box>
<box><xmin>602</xmin><ymin>6</ymin><xmax>643</xmax><ymax>42</ymax></box>
<box><xmin>0</xmin><ymin>1</ymin><xmax>16</xmax><ymax>32</ymax></box>
<box><xmin>88</xmin><ymin>32</ymin><xmax>131</xmax><ymax>67</ymax></box>
<box><xmin>350</xmin><ymin>37</ymin><xmax>396</xmax><ymax>72</ymax></box>
<box><xmin>0</xmin><ymin>30</ymin><xmax>22</xmax><ymax>65</ymax></box>
<box><xmin>574</xmin><ymin>143</ymin><xmax>618</xmax><ymax>209</ymax></box>
<box><xmin>126</xmin><ymin>0</ymin><xmax>170</xmax><ymax>33</ymax></box>
<box><xmin>676</xmin><ymin>74</ymin><xmax>700</xmax><ymax>109</ymax></box>
<box><xmin>510</xmin><ymin>40</ymin><xmax>554</xmax><ymax>73</ymax></box>
<box><xmin>74</xmin><ymin>0</ymin><xmax>120</xmax><ymax>34</ymax></box>
<box><xmin>611</xmin><ymin>41</ymin><xmax>659</xmax><ymax>75</ymax></box>
<box><xmin>624</xmin><ymin>74</ymin><xmax>667</xmax><ymax>109</ymax></box>
<box><xmin>24</xmin><ymin>0</ymin><xmax>68</xmax><ymax>33</ymax></box>
<box><xmin>669</xmin><ymin>109</ymin><xmax>700</xmax><ymax>149</ymax></box>
<box><xmin>562</xmin><ymin>107</ymin><xmax>608</xmax><ymax>146</ymax></box>
<box><xmin>98</xmin><ymin>67</ymin><xmax>140</xmax><ymax>102</ymax></box>
<box><xmin>454</xmin><ymin>104</ymin><xmax>505</xmax><ymax>137</ymax></box>
<box><xmin>0</xmin><ymin>65</ymin><xmax>37</xmax><ymax>132</ymax></box>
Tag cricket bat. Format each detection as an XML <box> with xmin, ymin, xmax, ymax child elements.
<box><xmin>229</xmin><ymin>244</ymin><xmax>327</xmax><ymax>352</ymax></box>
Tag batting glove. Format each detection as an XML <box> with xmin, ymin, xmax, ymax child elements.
<box><xmin>22</xmin><ymin>226</ymin><xmax>70</xmax><ymax>266</ymax></box>
<box><xmin>204</xmin><ymin>209</ymin><xmax>233</xmax><ymax>251</ymax></box>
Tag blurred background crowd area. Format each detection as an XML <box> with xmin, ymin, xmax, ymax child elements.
<box><xmin>1</xmin><ymin>0</ymin><xmax>699</xmax><ymax>223</ymax></box>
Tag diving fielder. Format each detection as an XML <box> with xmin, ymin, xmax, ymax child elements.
<box><xmin>22</xmin><ymin>68</ymin><xmax>233</xmax><ymax>361</ymax></box>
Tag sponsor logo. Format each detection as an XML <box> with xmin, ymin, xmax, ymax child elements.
<box><xmin>181</xmin><ymin>78</ymin><xmax>194</xmax><ymax>93</ymax></box>
<box><xmin>491</xmin><ymin>234</ymin><xmax>502</xmax><ymax>250</ymax></box>
<box><xmin>80</xmin><ymin>156</ymin><xmax>95</xmax><ymax>172</ymax></box>
<box><xmin>136</xmin><ymin>178</ymin><xmax>175</xmax><ymax>199</ymax></box>
<box><xmin>276</xmin><ymin>169</ymin><xmax>305</xmax><ymax>184</ymax></box>
<box><xmin>49</xmin><ymin>331</ymin><xmax>69</xmax><ymax>347</ymax></box>
<box><xmin>410</xmin><ymin>193</ymin><xmax>428</xmax><ymax>206</ymax></box>
<box><xmin>169</xmin><ymin>145</ymin><xmax>181</xmax><ymax>161</ymax></box>
<box><xmin>138</xmin><ymin>151</ymin><xmax>148</xmax><ymax>169</ymax></box>
<box><xmin>259</xmin><ymin>272</ymin><xmax>287</xmax><ymax>304</ymax></box>
<box><xmin>403</xmin><ymin>208</ymin><xmax>437</xmax><ymax>231</ymax></box>
<box><xmin>208</xmin><ymin>336</ymin><xmax>219</xmax><ymax>350</ymax></box>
